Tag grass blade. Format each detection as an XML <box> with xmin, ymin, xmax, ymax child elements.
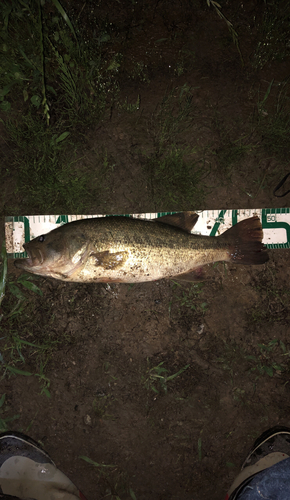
<box><xmin>51</xmin><ymin>0</ymin><xmax>78</xmax><ymax>41</ymax></box>
<box><xmin>79</xmin><ymin>456</ymin><xmax>116</xmax><ymax>468</ymax></box>
<box><xmin>259</xmin><ymin>80</ymin><xmax>274</xmax><ymax>111</ymax></box>
<box><xmin>0</xmin><ymin>414</ymin><xmax>20</xmax><ymax>432</ymax></box>
<box><xmin>19</xmin><ymin>48</ymin><xmax>39</xmax><ymax>71</ymax></box>
<box><xmin>8</xmin><ymin>283</ymin><xmax>25</xmax><ymax>301</ymax></box>
<box><xmin>166</xmin><ymin>364</ymin><xmax>190</xmax><ymax>381</ymax></box>
<box><xmin>6</xmin><ymin>366</ymin><xmax>32</xmax><ymax>376</ymax></box>
<box><xmin>198</xmin><ymin>437</ymin><xmax>202</xmax><ymax>461</ymax></box>
<box><xmin>41</xmin><ymin>386</ymin><xmax>51</xmax><ymax>398</ymax></box>
<box><xmin>2</xmin><ymin>3</ymin><xmax>12</xmax><ymax>31</ymax></box>
<box><xmin>6</xmin><ymin>299</ymin><xmax>26</xmax><ymax>318</ymax></box>
<box><xmin>0</xmin><ymin>241</ymin><xmax>7</xmax><ymax>307</ymax></box>
<box><xmin>17</xmin><ymin>339</ymin><xmax>38</xmax><ymax>348</ymax></box>
<box><xmin>0</xmin><ymin>418</ymin><xmax>8</xmax><ymax>431</ymax></box>
<box><xmin>18</xmin><ymin>279</ymin><xmax>43</xmax><ymax>296</ymax></box>
<box><xmin>0</xmin><ymin>394</ymin><xmax>6</xmax><ymax>408</ymax></box>
<box><xmin>129</xmin><ymin>488</ymin><xmax>137</xmax><ymax>500</ymax></box>
<box><xmin>55</xmin><ymin>131</ymin><xmax>70</xmax><ymax>143</ymax></box>
<box><xmin>2</xmin><ymin>414</ymin><xmax>20</xmax><ymax>423</ymax></box>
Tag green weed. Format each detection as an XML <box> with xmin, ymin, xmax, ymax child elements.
<box><xmin>93</xmin><ymin>393</ymin><xmax>115</xmax><ymax>420</ymax></box>
<box><xmin>149</xmin><ymin>84</ymin><xmax>196</xmax><ymax>150</ymax></box>
<box><xmin>129</xmin><ymin>60</ymin><xmax>150</xmax><ymax>84</ymax></box>
<box><xmin>142</xmin><ymin>360</ymin><xmax>189</xmax><ymax>394</ymax></box>
<box><xmin>214</xmin><ymin>137</ymin><xmax>254</xmax><ymax>179</ymax></box>
<box><xmin>206</xmin><ymin>0</ymin><xmax>242</xmax><ymax>63</ymax></box>
<box><xmin>215</xmin><ymin>351</ymin><xmax>235</xmax><ymax>378</ymax></box>
<box><xmin>174</xmin><ymin>44</ymin><xmax>196</xmax><ymax>77</ymax></box>
<box><xmin>0</xmin><ymin>1</ymin><xmax>44</xmax><ymax>114</ymax></box>
<box><xmin>171</xmin><ymin>282</ymin><xmax>208</xmax><ymax>315</ymax></box>
<box><xmin>252</xmin><ymin>1</ymin><xmax>290</xmax><ymax>69</ymax></box>
<box><xmin>4</xmin><ymin>274</ymin><xmax>42</xmax><ymax>321</ymax></box>
<box><xmin>1</xmin><ymin>328</ymin><xmax>58</xmax><ymax>397</ymax></box>
<box><xmin>80</xmin><ymin>456</ymin><xmax>137</xmax><ymax>500</ymax></box>
<box><xmin>4</xmin><ymin>115</ymin><xmax>92</xmax><ymax>213</ymax></box>
<box><xmin>0</xmin><ymin>241</ymin><xmax>7</xmax><ymax>311</ymax></box>
<box><xmin>250</xmin><ymin>270</ymin><xmax>289</xmax><ymax>324</ymax></box>
<box><xmin>232</xmin><ymin>387</ymin><xmax>245</xmax><ymax>403</ymax></box>
<box><xmin>35</xmin><ymin>361</ymin><xmax>51</xmax><ymax>398</ymax></box>
<box><xmin>147</xmin><ymin>145</ymin><xmax>207</xmax><ymax>210</ymax></box>
<box><xmin>0</xmin><ymin>243</ymin><xmax>42</xmax><ymax>324</ymax></box>
<box><xmin>48</xmin><ymin>38</ymin><xmax>113</xmax><ymax>123</ymax></box>
<box><xmin>0</xmin><ymin>394</ymin><xmax>20</xmax><ymax>432</ymax></box>
<box><xmin>0</xmin><ymin>0</ymin><xmax>77</xmax><ymax>123</ymax></box>
<box><xmin>2</xmin><ymin>327</ymin><xmax>60</xmax><ymax>366</ymax></box>
<box><xmin>215</xmin><ymin>339</ymin><xmax>290</xmax><ymax>380</ymax></box>
<box><xmin>146</xmin><ymin>85</ymin><xmax>209</xmax><ymax>209</ymax></box>
<box><xmin>118</xmin><ymin>95</ymin><xmax>140</xmax><ymax>113</ymax></box>
<box><xmin>101</xmin><ymin>148</ymin><xmax>116</xmax><ymax>173</ymax></box>
<box><xmin>0</xmin><ymin>0</ymin><xmax>115</xmax><ymax>123</ymax></box>
<box><xmin>246</xmin><ymin>339</ymin><xmax>287</xmax><ymax>378</ymax></box>
<box><xmin>197</xmin><ymin>433</ymin><xmax>202</xmax><ymax>461</ymax></box>
<box><xmin>0</xmin><ymin>0</ymin><xmax>118</xmax><ymax>213</ymax></box>
<box><xmin>212</xmin><ymin>112</ymin><xmax>254</xmax><ymax>178</ymax></box>
<box><xmin>0</xmin><ymin>260</ymin><xmax>58</xmax><ymax>398</ymax></box>
<box><xmin>256</xmin><ymin>80</ymin><xmax>290</xmax><ymax>162</ymax></box>
<box><xmin>80</xmin><ymin>455</ymin><xmax>116</xmax><ymax>469</ymax></box>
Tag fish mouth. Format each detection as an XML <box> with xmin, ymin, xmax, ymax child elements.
<box><xmin>14</xmin><ymin>257</ymin><xmax>33</xmax><ymax>270</ymax></box>
<box><xmin>14</xmin><ymin>246</ymin><xmax>44</xmax><ymax>269</ymax></box>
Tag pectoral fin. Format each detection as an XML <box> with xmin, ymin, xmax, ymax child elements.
<box><xmin>90</xmin><ymin>250</ymin><xmax>129</xmax><ymax>269</ymax></box>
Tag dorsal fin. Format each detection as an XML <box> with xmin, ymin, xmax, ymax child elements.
<box><xmin>156</xmin><ymin>212</ymin><xmax>199</xmax><ymax>233</ymax></box>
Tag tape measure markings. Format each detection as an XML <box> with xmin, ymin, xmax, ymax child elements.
<box><xmin>5</xmin><ymin>208</ymin><xmax>290</xmax><ymax>258</ymax></box>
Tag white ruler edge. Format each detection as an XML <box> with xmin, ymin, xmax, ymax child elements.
<box><xmin>5</xmin><ymin>208</ymin><xmax>290</xmax><ymax>257</ymax></box>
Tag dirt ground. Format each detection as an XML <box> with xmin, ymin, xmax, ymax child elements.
<box><xmin>1</xmin><ymin>1</ymin><xmax>290</xmax><ymax>499</ymax></box>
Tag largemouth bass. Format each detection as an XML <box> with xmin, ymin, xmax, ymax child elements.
<box><xmin>14</xmin><ymin>213</ymin><xmax>268</xmax><ymax>282</ymax></box>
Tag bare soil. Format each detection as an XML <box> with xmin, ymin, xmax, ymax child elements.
<box><xmin>1</xmin><ymin>1</ymin><xmax>290</xmax><ymax>499</ymax></box>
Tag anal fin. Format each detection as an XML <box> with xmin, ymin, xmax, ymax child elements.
<box><xmin>170</xmin><ymin>267</ymin><xmax>205</xmax><ymax>282</ymax></box>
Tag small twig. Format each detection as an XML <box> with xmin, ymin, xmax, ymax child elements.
<box><xmin>77</xmin><ymin>2</ymin><xmax>86</xmax><ymax>20</ymax></box>
<box><xmin>38</xmin><ymin>0</ymin><xmax>50</xmax><ymax>125</ymax></box>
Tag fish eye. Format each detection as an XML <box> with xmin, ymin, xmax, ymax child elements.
<box><xmin>38</xmin><ymin>235</ymin><xmax>45</xmax><ymax>242</ymax></box>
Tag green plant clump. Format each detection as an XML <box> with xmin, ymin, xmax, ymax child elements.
<box><xmin>148</xmin><ymin>145</ymin><xmax>206</xmax><ymax>209</ymax></box>
<box><xmin>0</xmin><ymin>0</ymin><xmax>119</xmax><ymax>213</ymax></box>
<box><xmin>253</xmin><ymin>1</ymin><xmax>290</xmax><ymax>70</ymax></box>
<box><xmin>145</xmin><ymin>85</ymin><xmax>209</xmax><ymax>209</ymax></box>
<box><xmin>5</xmin><ymin>115</ymin><xmax>92</xmax><ymax>213</ymax></box>
<box><xmin>0</xmin><ymin>394</ymin><xmax>20</xmax><ymax>432</ymax></box>
<box><xmin>257</xmin><ymin>80</ymin><xmax>290</xmax><ymax>162</ymax></box>
<box><xmin>246</xmin><ymin>339</ymin><xmax>288</xmax><ymax>378</ymax></box>
<box><xmin>142</xmin><ymin>360</ymin><xmax>189</xmax><ymax>394</ymax></box>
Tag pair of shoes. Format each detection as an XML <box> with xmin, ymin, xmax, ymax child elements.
<box><xmin>227</xmin><ymin>426</ymin><xmax>290</xmax><ymax>499</ymax></box>
<box><xmin>0</xmin><ymin>432</ymin><xmax>87</xmax><ymax>500</ymax></box>
<box><xmin>2</xmin><ymin>427</ymin><xmax>290</xmax><ymax>499</ymax></box>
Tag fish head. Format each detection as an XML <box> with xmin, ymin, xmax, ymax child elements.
<box><xmin>14</xmin><ymin>227</ymin><xmax>89</xmax><ymax>280</ymax></box>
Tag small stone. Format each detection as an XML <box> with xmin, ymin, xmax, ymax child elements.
<box><xmin>84</xmin><ymin>414</ymin><xmax>92</xmax><ymax>425</ymax></box>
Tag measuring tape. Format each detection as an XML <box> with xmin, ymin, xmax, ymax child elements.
<box><xmin>5</xmin><ymin>208</ymin><xmax>290</xmax><ymax>258</ymax></box>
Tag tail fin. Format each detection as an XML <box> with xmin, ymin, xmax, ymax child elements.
<box><xmin>220</xmin><ymin>216</ymin><xmax>269</xmax><ymax>265</ymax></box>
